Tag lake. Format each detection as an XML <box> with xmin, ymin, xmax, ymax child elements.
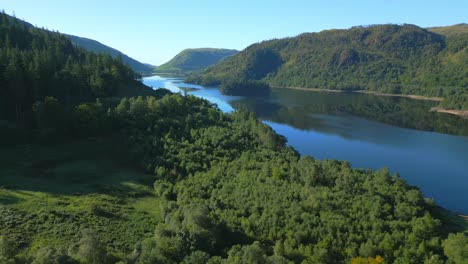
<box><xmin>143</xmin><ymin>76</ymin><xmax>468</xmax><ymax>214</ymax></box>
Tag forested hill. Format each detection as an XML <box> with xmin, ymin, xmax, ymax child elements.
<box><xmin>1</xmin><ymin>13</ymin><xmax>154</xmax><ymax>75</ymax></box>
<box><xmin>427</xmin><ymin>23</ymin><xmax>468</xmax><ymax>37</ymax></box>
<box><xmin>154</xmin><ymin>48</ymin><xmax>238</xmax><ymax>75</ymax></box>
<box><xmin>0</xmin><ymin>12</ymin><xmax>153</xmax><ymax>121</ymax></box>
<box><xmin>65</xmin><ymin>34</ymin><xmax>155</xmax><ymax>75</ymax></box>
<box><xmin>187</xmin><ymin>24</ymin><xmax>468</xmax><ymax>109</ymax></box>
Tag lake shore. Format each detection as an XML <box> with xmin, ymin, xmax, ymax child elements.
<box><xmin>431</xmin><ymin>107</ymin><xmax>468</xmax><ymax>119</ymax></box>
<box><xmin>271</xmin><ymin>86</ymin><xmax>347</xmax><ymax>93</ymax></box>
<box><xmin>271</xmin><ymin>86</ymin><xmax>444</xmax><ymax>101</ymax></box>
<box><xmin>355</xmin><ymin>90</ymin><xmax>444</xmax><ymax>101</ymax></box>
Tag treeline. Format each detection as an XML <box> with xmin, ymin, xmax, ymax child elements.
<box><xmin>220</xmin><ymin>80</ymin><xmax>271</xmax><ymax>96</ymax></box>
<box><xmin>188</xmin><ymin>24</ymin><xmax>467</xmax><ymax>109</ymax></box>
<box><xmin>0</xmin><ymin>12</ymin><xmax>142</xmax><ymax>121</ymax></box>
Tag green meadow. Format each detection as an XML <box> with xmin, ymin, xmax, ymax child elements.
<box><xmin>0</xmin><ymin>138</ymin><xmax>160</xmax><ymax>259</ymax></box>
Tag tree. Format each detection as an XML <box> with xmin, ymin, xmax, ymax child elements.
<box><xmin>227</xmin><ymin>242</ymin><xmax>267</xmax><ymax>264</ymax></box>
<box><xmin>32</xmin><ymin>246</ymin><xmax>70</xmax><ymax>264</ymax></box>
<box><xmin>0</xmin><ymin>235</ymin><xmax>17</xmax><ymax>262</ymax></box>
<box><xmin>443</xmin><ymin>233</ymin><xmax>468</xmax><ymax>264</ymax></box>
<box><xmin>351</xmin><ymin>256</ymin><xmax>385</xmax><ymax>264</ymax></box>
<box><xmin>182</xmin><ymin>251</ymin><xmax>211</xmax><ymax>264</ymax></box>
<box><xmin>70</xmin><ymin>230</ymin><xmax>107</xmax><ymax>264</ymax></box>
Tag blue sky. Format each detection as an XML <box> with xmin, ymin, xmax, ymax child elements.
<box><xmin>2</xmin><ymin>0</ymin><xmax>467</xmax><ymax>65</ymax></box>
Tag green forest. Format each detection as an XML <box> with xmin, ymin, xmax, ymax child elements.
<box><xmin>187</xmin><ymin>24</ymin><xmax>468</xmax><ymax>110</ymax></box>
<box><xmin>0</xmin><ymin>12</ymin><xmax>468</xmax><ymax>264</ymax></box>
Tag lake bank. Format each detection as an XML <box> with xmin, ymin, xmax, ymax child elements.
<box><xmin>355</xmin><ymin>90</ymin><xmax>443</xmax><ymax>101</ymax></box>
<box><xmin>271</xmin><ymin>85</ymin><xmax>444</xmax><ymax>101</ymax></box>
<box><xmin>431</xmin><ymin>107</ymin><xmax>468</xmax><ymax>119</ymax></box>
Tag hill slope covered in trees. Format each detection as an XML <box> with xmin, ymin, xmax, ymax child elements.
<box><xmin>154</xmin><ymin>48</ymin><xmax>238</xmax><ymax>76</ymax></box>
<box><xmin>427</xmin><ymin>23</ymin><xmax>468</xmax><ymax>37</ymax></box>
<box><xmin>187</xmin><ymin>24</ymin><xmax>467</xmax><ymax>109</ymax></box>
<box><xmin>0</xmin><ymin>12</ymin><xmax>154</xmax><ymax>75</ymax></box>
<box><xmin>0</xmin><ymin>12</ymin><xmax>157</xmax><ymax>122</ymax></box>
<box><xmin>65</xmin><ymin>34</ymin><xmax>155</xmax><ymax>75</ymax></box>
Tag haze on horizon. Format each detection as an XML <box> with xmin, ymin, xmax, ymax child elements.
<box><xmin>2</xmin><ymin>0</ymin><xmax>467</xmax><ymax>65</ymax></box>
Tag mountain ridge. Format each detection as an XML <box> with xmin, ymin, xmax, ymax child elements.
<box><xmin>154</xmin><ymin>48</ymin><xmax>238</xmax><ymax>76</ymax></box>
<box><xmin>65</xmin><ymin>34</ymin><xmax>155</xmax><ymax>75</ymax></box>
<box><xmin>1</xmin><ymin>13</ymin><xmax>154</xmax><ymax>75</ymax></box>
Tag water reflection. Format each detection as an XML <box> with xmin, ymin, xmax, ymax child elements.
<box><xmin>231</xmin><ymin>88</ymin><xmax>468</xmax><ymax>136</ymax></box>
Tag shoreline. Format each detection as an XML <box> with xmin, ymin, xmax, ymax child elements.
<box><xmin>430</xmin><ymin>107</ymin><xmax>468</xmax><ymax>119</ymax></box>
<box><xmin>271</xmin><ymin>86</ymin><xmax>347</xmax><ymax>93</ymax></box>
<box><xmin>354</xmin><ymin>90</ymin><xmax>443</xmax><ymax>101</ymax></box>
<box><xmin>271</xmin><ymin>85</ymin><xmax>443</xmax><ymax>101</ymax></box>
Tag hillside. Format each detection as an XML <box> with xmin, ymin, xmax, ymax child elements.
<box><xmin>0</xmin><ymin>12</ymin><xmax>156</xmax><ymax>121</ymax></box>
<box><xmin>154</xmin><ymin>48</ymin><xmax>238</xmax><ymax>75</ymax></box>
<box><xmin>66</xmin><ymin>34</ymin><xmax>155</xmax><ymax>75</ymax></box>
<box><xmin>187</xmin><ymin>24</ymin><xmax>468</xmax><ymax>109</ymax></box>
<box><xmin>428</xmin><ymin>23</ymin><xmax>468</xmax><ymax>37</ymax></box>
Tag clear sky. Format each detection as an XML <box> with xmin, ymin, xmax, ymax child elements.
<box><xmin>1</xmin><ymin>0</ymin><xmax>467</xmax><ymax>65</ymax></box>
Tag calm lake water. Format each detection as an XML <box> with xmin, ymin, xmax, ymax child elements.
<box><xmin>143</xmin><ymin>76</ymin><xmax>468</xmax><ymax>214</ymax></box>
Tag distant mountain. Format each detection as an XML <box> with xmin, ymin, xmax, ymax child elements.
<box><xmin>188</xmin><ymin>24</ymin><xmax>467</xmax><ymax>109</ymax></box>
<box><xmin>154</xmin><ymin>48</ymin><xmax>239</xmax><ymax>75</ymax></box>
<box><xmin>65</xmin><ymin>35</ymin><xmax>155</xmax><ymax>74</ymax></box>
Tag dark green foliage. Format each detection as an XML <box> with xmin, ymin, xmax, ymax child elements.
<box><xmin>155</xmin><ymin>48</ymin><xmax>239</xmax><ymax>76</ymax></box>
<box><xmin>220</xmin><ymin>80</ymin><xmax>271</xmax><ymax>96</ymax></box>
<box><xmin>189</xmin><ymin>24</ymin><xmax>467</xmax><ymax>109</ymax></box>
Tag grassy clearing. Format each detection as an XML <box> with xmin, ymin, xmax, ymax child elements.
<box><xmin>0</xmin><ymin>138</ymin><xmax>161</xmax><ymax>258</ymax></box>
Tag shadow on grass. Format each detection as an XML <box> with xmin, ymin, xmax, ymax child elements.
<box><xmin>0</xmin><ymin>138</ymin><xmax>155</xmax><ymax>198</ymax></box>
<box><xmin>0</xmin><ymin>193</ymin><xmax>25</xmax><ymax>205</ymax></box>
